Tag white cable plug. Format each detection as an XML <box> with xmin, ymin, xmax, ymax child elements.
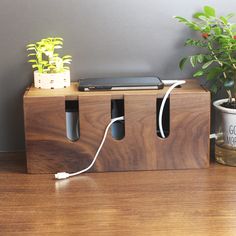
<box><xmin>159</xmin><ymin>80</ymin><xmax>186</xmax><ymax>138</ymax></box>
<box><xmin>210</xmin><ymin>134</ymin><xmax>216</xmax><ymax>139</ymax></box>
<box><xmin>55</xmin><ymin>116</ymin><xmax>124</xmax><ymax>180</ymax></box>
<box><xmin>162</xmin><ymin>80</ymin><xmax>184</xmax><ymax>86</ymax></box>
<box><xmin>55</xmin><ymin>172</ymin><xmax>70</xmax><ymax>180</ymax></box>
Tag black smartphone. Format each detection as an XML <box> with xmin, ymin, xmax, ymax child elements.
<box><xmin>78</xmin><ymin>76</ymin><xmax>164</xmax><ymax>91</ymax></box>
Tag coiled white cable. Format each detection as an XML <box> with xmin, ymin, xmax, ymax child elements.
<box><xmin>55</xmin><ymin>116</ymin><xmax>124</xmax><ymax>179</ymax></box>
<box><xmin>159</xmin><ymin>80</ymin><xmax>186</xmax><ymax>138</ymax></box>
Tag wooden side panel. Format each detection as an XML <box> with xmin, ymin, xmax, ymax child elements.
<box><xmin>24</xmin><ymin>95</ymin><xmax>112</xmax><ymax>173</ymax></box>
<box><xmin>156</xmin><ymin>92</ymin><xmax>210</xmax><ymax>169</ymax></box>
<box><xmin>97</xmin><ymin>94</ymin><xmax>157</xmax><ymax>172</ymax></box>
<box><xmin>75</xmin><ymin>95</ymin><xmax>111</xmax><ymax>172</ymax></box>
<box><xmin>24</xmin><ymin>96</ymin><xmax>67</xmax><ymax>173</ymax></box>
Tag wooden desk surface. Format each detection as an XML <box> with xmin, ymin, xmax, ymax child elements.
<box><xmin>1</xmin><ymin>152</ymin><xmax>236</xmax><ymax>236</ymax></box>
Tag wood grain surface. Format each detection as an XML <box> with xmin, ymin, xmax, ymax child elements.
<box><xmin>1</xmin><ymin>152</ymin><xmax>236</xmax><ymax>236</ymax></box>
<box><xmin>25</xmin><ymin>80</ymin><xmax>207</xmax><ymax>100</ymax></box>
<box><xmin>24</xmin><ymin>80</ymin><xmax>210</xmax><ymax>173</ymax></box>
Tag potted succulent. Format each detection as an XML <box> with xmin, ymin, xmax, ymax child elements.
<box><xmin>175</xmin><ymin>6</ymin><xmax>236</xmax><ymax>166</ymax></box>
<box><xmin>27</xmin><ymin>37</ymin><xmax>72</xmax><ymax>89</ymax></box>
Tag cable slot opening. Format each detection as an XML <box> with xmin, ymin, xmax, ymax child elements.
<box><xmin>156</xmin><ymin>97</ymin><xmax>170</xmax><ymax>138</ymax></box>
<box><xmin>111</xmin><ymin>99</ymin><xmax>125</xmax><ymax>140</ymax></box>
<box><xmin>65</xmin><ymin>100</ymin><xmax>80</xmax><ymax>141</ymax></box>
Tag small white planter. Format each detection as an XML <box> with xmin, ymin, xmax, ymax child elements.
<box><xmin>34</xmin><ymin>70</ymin><xmax>70</xmax><ymax>89</ymax></box>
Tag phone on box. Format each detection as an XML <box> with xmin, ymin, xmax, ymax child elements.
<box><xmin>78</xmin><ymin>77</ymin><xmax>164</xmax><ymax>91</ymax></box>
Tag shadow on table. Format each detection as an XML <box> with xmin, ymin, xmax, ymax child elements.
<box><xmin>0</xmin><ymin>151</ymin><xmax>27</xmax><ymax>173</ymax></box>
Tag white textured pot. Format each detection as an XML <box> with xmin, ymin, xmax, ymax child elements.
<box><xmin>214</xmin><ymin>99</ymin><xmax>236</xmax><ymax>148</ymax></box>
<box><xmin>214</xmin><ymin>99</ymin><xmax>236</xmax><ymax>166</ymax></box>
<box><xmin>34</xmin><ymin>70</ymin><xmax>70</xmax><ymax>89</ymax></box>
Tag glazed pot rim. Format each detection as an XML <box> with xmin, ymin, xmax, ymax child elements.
<box><xmin>213</xmin><ymin>98</ymin><xmax>236</xmax><ymax>114</ymax></box>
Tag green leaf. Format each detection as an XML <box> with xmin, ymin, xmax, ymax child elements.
<box><xmin>202</xmin><ymin>60</ymin><xmax>214</xmax><ymax>69</ymax></box>
<box><xmin>63</xmin><ymin>59</ymin><xmax>72</xmax><ymax>62</ymax></box>
<box><xmin>185</xmin><ymin>39</ymin><xmax>198</xmax><ymax>46</ymax></box>
<box><xmin>204</xmin><ymin>55</ymin><xmax>213</xmax><ymax>61</ymax></box>
<box><xmin>27</xmin><ymin>47</ymin><xmax>35</xmax><ymax>51</ymax></box>
<box><xmin>193</xmin><ymin>70</ymin><xmax>204</xmax><ymax>77</ymax></box>
<box><xmin>41</xmin><ymin>61</ymin><xmax>48</xmax><ymax>65</ymax></box>
<box><xmin>213</xmin><ymin>27</ymin><xmax>222</xmax><ymax>35</ymax></box>
<box><xmin>174</xmin><ymin>16</ymin><xmax>189</xmax><ymax>23</ymax></box>
<box><xmin>193</xmin><ymin>12</ymin><xmax>207</xmax><ymax>19</ymax></box>
<box><xmin>64</xmin><ymin>58</ymin><xmax>72</xmax><ymax>61</ymax></box>
<box><xmin>54</xmin><ymin>41</ymin><xmax>63</xmax><ymax>45</ymax></box>
<box><xmin>210</xmin><ymin>84</ymin><xmax>218</xmax><ymax>93</ymax></box>
<box><xmin>174</xmin><ymin>16</ymin><xmax>200</xmax><ymax>30</ymax></box>
<box><xmin>26</xmin><ymin>44</ymin><xmax>35</xmax><ymax>47</ymax></box>
<box><xmin>203</xmin><ymin>6</ymin><xmax>216</xmax><ymax>17</ymax></box>
<box><xmin>224</xmin><ymin>80</ymin><xmax>234</xmax><ymax>89</ymax></box>
<box><xmin>28</xmin><ymin>59</ymin><xmax>37</xmax><ymax>63</ymax></box>
<box><xmin>226</xmin><ymin>13</ymin><xmax>235</xmax><ymax>19</ymax></box>
<box><xmin>63</xmin><ymin>55</ymin><xmax>72</xmax><ymax>59</ymax></box>
<box><xmin>48</xmin><ymin>65</ymin><xmax>56</xmax><ymax>69</ymax></box>
<box><xmin>230</xmin><ymin>24</ymin><xmax>236</xmax><ymax>32</ymax></box>
<box><xmin>54</xmin><ymin>37</ymin><xmax>63</xmax><ymax>41</ymax></box>
<box><xmin>188</xmin><ymin>22</ymin><xmax>201</xmax><ymax>31</ymax></box>
<box><xmin>220</xmin><ymin>16</ymin><xmax>228</xmax><ymax>25</ymax></box>
<box><xmin>32</xmin><ymin>65</ymin><xmax>39</xmax><ymax>69</ymax></box>
<box><xmin>179</xmin><ymin>57</ymin><xmax>188</xmax><ymax>70</ymax></box>
<box><xmin>197</xmin><ymin>54</ymin><xmax>204</xmax><ymax>63</ymax></box>
<box><xmin>184</xmin><ymin>39</ymin><xmax>194</xmax><ymax>46</ymax></box>
<box><xmin>54</xmin><ymin>45</ymin><xmax>62</xmax><ymax>49</ymax></box>
<box><xmin>184</xmin><ymin>39</ymin><xmax>208</xmax><ymax>48</ymax></box>
<box><xmin>206</xmin><ymin>67</ymin><xmax>222</xmax><ymax>80</ymax></box>
<box><xmin>27</xmin><ymin>53</ymin><xmax>36</xmax><ymax>57</ymax></box>
<box><xmin>198</xmin><ymin>15</ymin><xmax>209</xmax><ymax>22</ymax></box>
<box><xmin>201</xmin><ymin>25</ymin><xmax>211</xmax><ymax>33</ymax></box>
<box><xmin>190</xmin><ymin>56</ymin><xmax>197</xmax><ymax>67</ymax></box>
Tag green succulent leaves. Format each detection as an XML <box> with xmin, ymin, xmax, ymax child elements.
<box><xmin>175</xmin><ymin>6</ymin><xmax>236</xmax><ymax>98</ymax></box>
<box><xmin>26</xmin><ymin>37</ymin><xmax>72</xmax><ymax>74</ymax></box>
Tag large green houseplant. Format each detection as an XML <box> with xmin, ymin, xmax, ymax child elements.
<box><xmin>27</xmin><ymin>37</ymin><xmax>72</xmax><ymax>89</ymax></box>
<box><xmin>175</xmin><ymin>6</ymin><xmax>236</xmax><ymax>166</ymax></box>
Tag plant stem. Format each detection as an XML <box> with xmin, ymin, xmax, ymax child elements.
<box><xmin>207</xmin><ymin>42</ymin><xmax>227</xmax><ymax>79</ymax></box>
<box><xmin>233</xmin><ymin>74</ymin><xmax>236</xmax><ymax>102</ymax></box>
<box><xmin>228</xmin><ymin>52</ymin><xmax>236</xmax><ymax>70</ymax></box>
<box><xmin>227</xmin><ymin>90</ymin><xmax>233</xmax><ymax>103</ymax></box>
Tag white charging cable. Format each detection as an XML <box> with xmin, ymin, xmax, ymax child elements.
<box><xmin>160</xmin><ymin>80</ymin><xmax>217</xmax><ymax>140</ymax></box>
<box><xmin>55</xmin><ymin>80</ymin><xmax>186</xmax><ymax>180</ymax></box>
<box><xmin>55</xmin><ymin>116</ymin><xmax>124</xmax><ymax>179</ymax></box>
<box><xmin>209</xmin><ymin>134</ymin><xmax>217</xmax><ymax>139</ymax></box>
<box><xmin>159</xmin><ymin>80</ymin><xmax>186</xmax><ymax>138</ymax></box>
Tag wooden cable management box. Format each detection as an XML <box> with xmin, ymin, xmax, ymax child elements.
<box><xmin>24</xmin><ymin>80</ymin><xmax>211</xmax><ymax>173</ymax></box>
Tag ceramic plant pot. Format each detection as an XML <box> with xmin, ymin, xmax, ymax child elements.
<box><xmin>34</xmin><ymin>70</ymin><xmax>70</xmax><ymax>89</ymax></box>
<box><xmin>214</xmin><ymin>99</ymin><xmax>236</xmax><ymax>166</ymax></box>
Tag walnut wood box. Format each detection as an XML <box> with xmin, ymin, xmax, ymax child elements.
<box><xmin>23</xmin><ymin>81</ymin><xmax>211</xmax><ymax>173</ymax></box>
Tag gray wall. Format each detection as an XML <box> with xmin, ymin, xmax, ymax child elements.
<box><xmin>0</xmin><ymin>0</ymin><xmax>235</xmax><ymax>151</ymax></box>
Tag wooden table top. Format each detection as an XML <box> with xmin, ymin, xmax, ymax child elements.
<box><xmin>1</xmin><ymin>152</ymin><xmax>236</xmax><ymax>235</ymax></box>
